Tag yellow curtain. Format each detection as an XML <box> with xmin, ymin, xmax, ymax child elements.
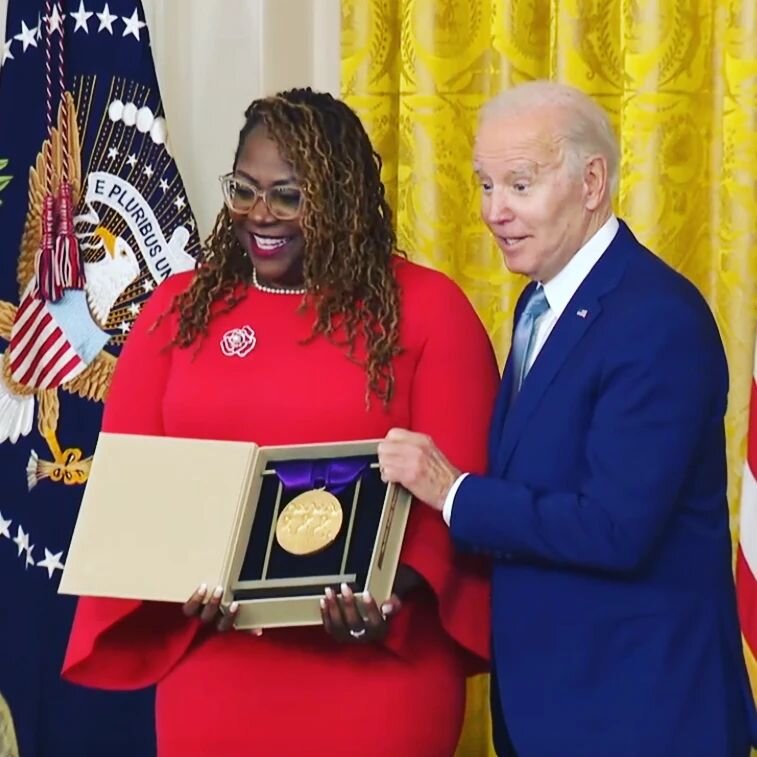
<box><xmin>341</xmin><ymin>2</ymin><xmax>757</xmax><ymax>755</ymax></box>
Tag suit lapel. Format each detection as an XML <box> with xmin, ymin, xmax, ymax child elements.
<box><xmin>488</xmin><ymin>349</ymin><xmax>515</xmax><ymax>463</ymax></box>
<box><xmin>488</xmin><ymin>284</ymin><xmax>535</xmax><ymax>464</ymax></box>
<box><xmin>493</xmin><ymin>298</ymin><xmax>601</xmax><ymax>473</ymax></box>
<box><xmin>492</xmin><ymin>222</ymin><xmax>635</xmax><ymax>474</ymax></box>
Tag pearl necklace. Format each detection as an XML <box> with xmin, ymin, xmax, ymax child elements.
<box><xmin>251</xmin><ymin>268</ymin><xmax>306</xmax><ymax>295</ymax></box>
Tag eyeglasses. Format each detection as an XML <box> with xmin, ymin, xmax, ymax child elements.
<box><xmin>219</xmin><ymin>173</ymin><xmax>303</xmax><ymax>221</ymax></box>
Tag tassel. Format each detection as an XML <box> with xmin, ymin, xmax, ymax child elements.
<box><xmin>52</xmin><ymin>180</ymin><xmax>86</xmax><ymax>296</ymax></box>
<box><xmin>34</xmin><ymin>194</ymin><xmax>58</xmax><ymax>301</ymax></box>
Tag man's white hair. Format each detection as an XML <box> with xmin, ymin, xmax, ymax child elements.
<box><xmin>480</xmin><ymin>80</ymin><xmax>620</xmax><ymax>194</ymax></box>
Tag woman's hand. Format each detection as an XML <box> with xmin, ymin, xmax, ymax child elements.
<box><xmin>182</xmin><ymin>583</ymin><xmax>240</xmax><ymax>632</ymax></box>
<box><xmin>320</xmin><ymin>566</ymin><xmax>425</xmax><ymax>643</ymax></box>
<box><xmin>320</xmin><ymin>582</ymin><xmax>402</xmax><ymax>643</ymax></box>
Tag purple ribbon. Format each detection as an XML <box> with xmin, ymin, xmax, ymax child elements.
<box><xmin>274</xmin><ymin>457</ymin><xmax>370</xmax><ymax>494</ymax></box>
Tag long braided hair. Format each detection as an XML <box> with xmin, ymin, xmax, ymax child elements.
<box><xmin>167</xmin><ymin>88</ymin><xmax>403</xmax><ymax>403</ymax></box>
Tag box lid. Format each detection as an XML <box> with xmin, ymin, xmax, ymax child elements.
<box><xmin>59</xmin><ymin>431</ymin><xmax>257</xmax><ymax>603</ymax></box>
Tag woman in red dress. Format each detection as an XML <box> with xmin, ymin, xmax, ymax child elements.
<box><xmin>63</xmin><ymin>89</ymin><xmax>500</xmax><ymax>756</ymax></box>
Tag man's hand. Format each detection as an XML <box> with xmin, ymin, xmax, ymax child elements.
<box><xmin>377</xmin><ymin>428</ymin><xmax>460</xmax><ymax>511</ymax></box>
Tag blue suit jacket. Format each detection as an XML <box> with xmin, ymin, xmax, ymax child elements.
<box><xmin>451</xmin><ymin>222</ymin><xmax>757</xmax><ymax>756</ymax></box>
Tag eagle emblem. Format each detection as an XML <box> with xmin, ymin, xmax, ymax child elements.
<box><xmin>0</xmin><ymin>89</ymin><xmax>198</xmax><ymax>488</ymax></box>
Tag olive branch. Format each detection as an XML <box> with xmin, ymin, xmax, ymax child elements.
<box><xmin>0</xmin><ymin>159</ymin><xmax>11</xmax><ymax>206</ymax></box>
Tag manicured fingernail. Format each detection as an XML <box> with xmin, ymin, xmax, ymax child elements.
<box><xmin>253</xmin><ymin>628</ymin><xmax>263</xmax><ymax>636</ymax></box>
<box><xmin>341</xmin><ymin>582</ymin><xmax>352</xmax><ymax>596</ymax></box>
<box><xmin>229</xmin><ymin>601</ymin><xmax>239</xmax><ymax>613</ymax></box>
<box><xmin>213</xmin><ymin>585</ymin><xmax>223</xmax><ymax>598</ymax></box>
<box><xmin>319</xmin><ymin>598</ymin><xmax>326</xmax><ymax>609</ymax></box>
<box><xmin>325</xmin><ymin>586</ymin><xmax>334</xmax><ymax>599</ymax></box>
<box><xmin>197</xmin><ymin>583</ymin><xmax>207</xmax><ymax>595</ymax></box>
<box><xmin>362</xmin><ymin>591</ymin><xmax>371</xmax><ymax>603</ymax></box>
<box><xmin>381</xmin><ymin>603</ymin><xmax>393</xmax><ymax>615</ymax></box>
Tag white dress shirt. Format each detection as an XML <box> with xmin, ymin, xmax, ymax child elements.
<box><xmin>442</xmin><ymin>215</ymin><xmax>620</xmax><ymax>525</ymax></box>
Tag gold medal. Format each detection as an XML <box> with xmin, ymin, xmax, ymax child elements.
<box><xmin>276</xmin><ymin>489</ymin><xmax>343</xmax><ymax>556</ymax></box>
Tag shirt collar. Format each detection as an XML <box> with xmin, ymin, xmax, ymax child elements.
<box><xmin>541</xmin><ymin>215</ymin><xmax>619</xmax><ymax>318</ymax></box>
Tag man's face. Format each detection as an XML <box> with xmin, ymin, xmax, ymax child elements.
<box><xmin>474</xmin><ymin>108</ymin><xmax>593</xmax><ymax>282</ymax></box>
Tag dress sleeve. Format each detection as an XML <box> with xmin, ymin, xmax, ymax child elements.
<box><xmin>385</xmin><ymin>269</ymin><xmax>500</xmax><ymax>673</ymax></box>
<box><xmin>63</xmin><ymin>272</ymin><xmax>203</xmax><ymax>690</ymax></box>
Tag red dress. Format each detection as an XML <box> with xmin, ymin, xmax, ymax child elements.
<box><xmin>63</xmin><ymin>257</ymin><xmax>500</xmax><ymax>757</ymax></box>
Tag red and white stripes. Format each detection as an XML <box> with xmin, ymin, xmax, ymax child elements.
<box><xmin>8</xmin><ymin>294</ymin><xmax>85</xmax><ymax>390</ymax></box>
<box><xmin>736</xmin><ymin>335</ymin><xmax>757</xmax><ymax>668</ymax></box>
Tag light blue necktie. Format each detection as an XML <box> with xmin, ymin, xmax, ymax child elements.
<box><xmin>510</xmin><ymin>286</ymin><xmax>550</xmax><ymax>396</ymax></box>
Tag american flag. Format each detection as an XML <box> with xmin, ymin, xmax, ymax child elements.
<box><xmin>737</xmin><ymin>333</ymin><xmax>757</xmax><ymax>692</ymax></box>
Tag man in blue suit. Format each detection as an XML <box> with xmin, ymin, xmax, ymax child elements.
<box><xmin>378</xmin><ymin>81</ymin><xmax>756</xmax><ymax>756</ymax></box>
